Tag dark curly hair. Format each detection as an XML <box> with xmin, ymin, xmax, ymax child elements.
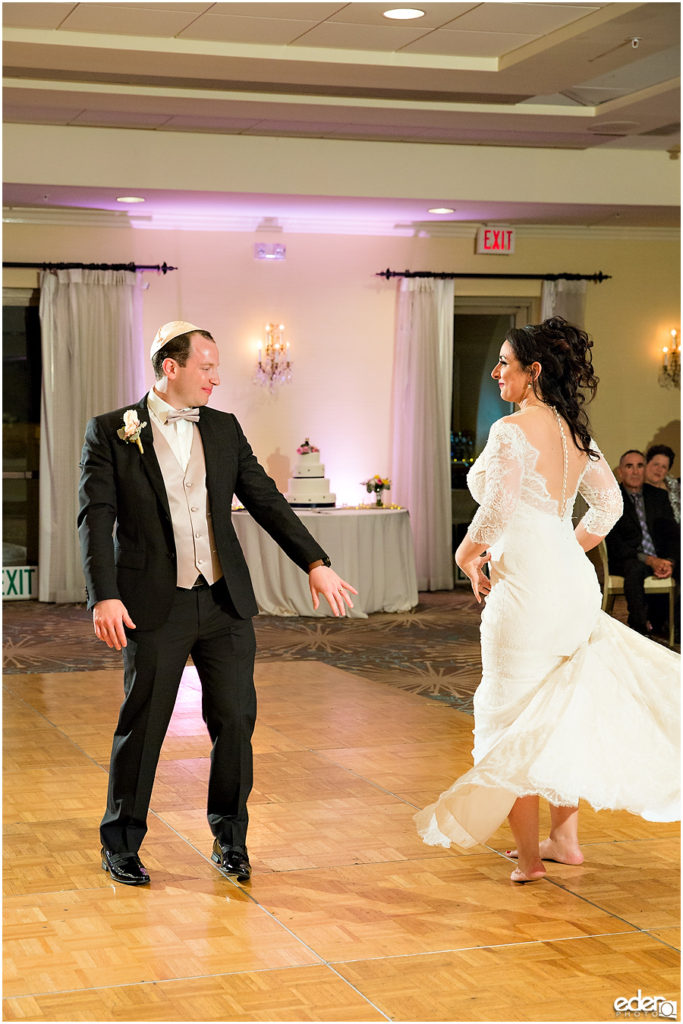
<box><xmin>645</xmin><ymin>444</ymin><xmax>675</xmax><ymax>471</ymax></box>
<box><xmin>506</xmin><ymin>316</ymin><xmax>599</xmax><ymax>459</ymax></box>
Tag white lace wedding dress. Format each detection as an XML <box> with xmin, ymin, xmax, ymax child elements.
<box><xmin>415</xmin><ymin>413</ymin><xmax>680</xmax><ymax>849</ymax></box>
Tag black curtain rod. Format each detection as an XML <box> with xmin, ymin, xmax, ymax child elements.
<box><xmin>377</xmin><ymin>269</ymin><xmax>610</xmax><ymax>282</ymax></box>
<box><xmin>3</xmin><ymin>261</ymin><xmax>177</xmax><ymax>273</ymax></box>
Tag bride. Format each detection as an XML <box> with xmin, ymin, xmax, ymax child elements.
<box><xmin>415</xmin><ymin>317</ymin><xmax>680</xmax><ymax>883</ymax></box>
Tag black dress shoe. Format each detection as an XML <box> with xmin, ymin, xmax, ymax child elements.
<box><xmin>101</xmin><ymin>847</ymin><xmax>150</xmax><ymax>886</ymax></box>
<box><xmin>211</xmin><ymin>838</ymin><xmax>251</xmax><ymax>882</ymax></box>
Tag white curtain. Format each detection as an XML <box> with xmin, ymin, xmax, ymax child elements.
<box><xmin>391</xmin><ymin>277</ymin><xmax>455</xmax><ymax>591</ymax></box>
<box><xmin>541</xmin><ymin>279</ymin><xmax>587</xmax><ymax>327</ymax></box>
<box><xmin>39</xmin><ymin>269</ymin><xmax>145</xmax><ymax>602</ymax></box>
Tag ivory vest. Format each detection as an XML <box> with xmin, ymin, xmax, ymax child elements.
<box><xmin>151</xmin><ymin>421</ymin><xmax>222</xmax><ymax>588</ymax></box>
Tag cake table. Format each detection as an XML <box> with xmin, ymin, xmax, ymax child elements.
<box><xmin>231</xmin><ymin>507</ymin><xmax>418</xmax><ymax>618</ymax></box>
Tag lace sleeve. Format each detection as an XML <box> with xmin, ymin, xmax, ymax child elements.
<box><xmin>578</xmin><ymin>445</ymin><xmax>623</xmax><ymax>537</ymax></box>
<box><xmin>468</xmin><ymin>422</ymin><xmax>524</xmax><ymax>547</ymax></box>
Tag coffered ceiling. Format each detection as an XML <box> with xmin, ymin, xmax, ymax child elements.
<box><xmin>4</xmin><ymin>1</ymin><xmax>680</xmax><ymax>148</ymax></box>
<box><xmin>3</xmin><ymin>2</ymin><xmax>680</xmax><ymax>230</ymax></box>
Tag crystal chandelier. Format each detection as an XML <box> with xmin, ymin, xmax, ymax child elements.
<box><xmin>254</xmin><ymin>322</ymin><xmax>292</xmax><ymax>391</ymax></box>
<box><xmin>658</xmin><ymin>329</ymin><xmax>680</xmax><ymax>389</ymax></box>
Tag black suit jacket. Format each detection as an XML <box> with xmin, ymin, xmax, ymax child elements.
<box><xmin>605</xmin><ymin>483</ymin><xmax>679</xmax><ymax>573</ymax></box>
<box><xmin>78</xmin><ymin>396</ymin><xmax>328</xmax><ymax>628</ymax></box>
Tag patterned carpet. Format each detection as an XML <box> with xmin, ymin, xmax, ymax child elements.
<box><xmin>2</xmin><ymin>590</ymin><xmax>484</xmax><ymax>713</ymax></box>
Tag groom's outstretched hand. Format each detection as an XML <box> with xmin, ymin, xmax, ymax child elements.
<box><xmin>308</xmin><ymin>565</ymin><xmax>358</xmax><ymax>617</ymax></box>
<box><xmin>93</xmin><ymin>599</ymin><xmax>136</xmax><ymax>650</ymax></box>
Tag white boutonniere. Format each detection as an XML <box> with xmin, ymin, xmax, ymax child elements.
<box><xmin>117</xmin><ymin>409</ymin><xmax>147</xmax><ymax>453</ymax></box>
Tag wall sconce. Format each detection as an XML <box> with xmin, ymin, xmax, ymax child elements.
<box><xmin>659</xmin><ymin>329</ymin><xmax>680</xmax><ymax>389</ymax></box>
<box><xmin>254</xmin><ymin>323</ymin><xmax>293</xmax><ymax>391</ymax></box>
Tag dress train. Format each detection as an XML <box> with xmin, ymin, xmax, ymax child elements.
<box><xmin>415</xmin><ymin>612</ymin><xmax>680</xmax><ymax>850</ymax></box>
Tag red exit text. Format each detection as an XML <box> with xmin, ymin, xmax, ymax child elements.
<box><xmin>476</xmin><ymin>227</ymin><xmax>516</xmax><ymax>254</ymax></box>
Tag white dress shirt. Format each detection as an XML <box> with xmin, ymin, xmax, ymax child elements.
<box><xmin>147</xmin><ymin>388</ymin><xmax>195</xmax><ymax>472</ymax></box>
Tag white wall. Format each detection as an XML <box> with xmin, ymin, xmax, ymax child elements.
<box><xmin>4</xmin><ymin>221</ymin><xmax>680</xmax><ymax>500</ymax></box>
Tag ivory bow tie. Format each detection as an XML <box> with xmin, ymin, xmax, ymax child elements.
<box><xmin>165</xmin><ymin>408</ymin><xmax>200</xmax><ymax>424</ymax></box>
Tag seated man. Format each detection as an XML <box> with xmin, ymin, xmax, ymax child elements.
<box><xmin>606</xmin><ymin>449</ymin><xmax>679</xmax><ymax>636</ymax></box>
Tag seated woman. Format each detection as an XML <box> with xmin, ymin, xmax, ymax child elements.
<box><xmin>645</xmin><ymin>444</ymin><xmax>681</xmax><ymax>524</ymax></box>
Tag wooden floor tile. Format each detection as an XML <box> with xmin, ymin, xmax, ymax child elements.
<box><xmin>647</xmin><ymin>926</ymin><xmax>680</xmax><ymax>949</ymax></box>
<box><xmin>152</xmin><ymin>748</ymin><xmax>398</xmax><ymax>812</ymax></box>
<box><xmin>253</xmin><ymin>748</ymin><xmax>409</xmax><ymax>805</ymax></box>
<box><xmin>4</xmin><ymin>670</ymin><xmax>122</xmax><ymax>726</ymax></box>
<box><xmin>3</xmin><ymin>687</ymin><xmax>63</xmax><ymax>730</ymax></box>
<box><xmin>336</xmin><ymin>931</ymin><xmax>680</xmax><ymax>1022</ymax></box>
<box><xmin>254</xmin><ymin>749</ymin><xmax>389</xmax><ymax>804</ymax></box>
<box><xmin>548</xmin><ymin>837</ymin><xmax>680</xmax><ymax>929</ymax></box>
<box><xmin>251</xmin><ymin>722</ymin><xmax>310</xmax><ymax>755</ymax></box>
<box><xmin>249</xmin><ymin>853</ymin><xmax>637</xmax><ymax>961</ymax></box>
<box><xmin>149</xmin><ymin>756</ymin><xmax>211</xmax><ymax>809</ymax></box>
<box><xmin>4</xmin><ymin>670</ymin><xmax>126</xmax><ymax>765</ymax></box>
<box><xmin>4</xmin><ymin>727</ymin><xmax>90</xmax><ymax>771</ymax></box>
<box><xmin>4</xmin><ymin>881</ymin><xmax>320</xmax><ymax>998</ymax></box>
<box><xmin>255</xmin><ymin>661</ymin><xmax>456</xmax><ymax>749</ymax></box>
<box><xmin>248</xmin><ymin>794</ymin><xmax>443</xmax><ymax>871</ymax></box>
<box><xmin>3</xmin><ymin>964</ymin><xmax>386</xmax><ymax>1022</ymax></box>
<box><xmin>3</xmin><ymin>689</ymin><xmax>98</xmax><ymax>770</ymax></box>
<box><xmin>4</xmin><ymin>816</ymin><xmax>108</xmax><ymax>896</ymax></box>
<box><xmin>3</xmin><ymin>764</ymin><xmax>108</xmax><ymax>824</ymax></box>
<box><xmin>324</xmin><ymin>735</ymin><xmax>473</xmax><ymax>797</ymax></box>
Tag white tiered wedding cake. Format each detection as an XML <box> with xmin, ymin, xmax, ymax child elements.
<box><xmin>286</xmin><ymin>439</ymin><xmax>336</xmax><ymax>508</ymax></box>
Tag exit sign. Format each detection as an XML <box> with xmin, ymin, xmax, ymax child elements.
<box><xmin>476</xmin><ymin>226</ymin><xmax>516</xmax><ymax>254</ymax></box>
<box><xmin>2</xmin><ymin>565</ymin><xmax>38</xmax><ymax>600</ymax></box>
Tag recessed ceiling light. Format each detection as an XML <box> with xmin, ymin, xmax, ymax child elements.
<box><xmin>116</xmin><ymin>196</ymin><xmax>146</xmax><ymax>203</ymax></box>
<box><xmin>383</xmin><ymin>8</ymin><xmax>425</xmax><ymax>20</ymax></box>
<box><xmin>428</xmin><ymin>207</ymin><xmax>455</xmax><ymax>214</ymax></box>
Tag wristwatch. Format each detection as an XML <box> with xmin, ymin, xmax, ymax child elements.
<box><xmin>309</xmin><ymin>555</ymin><xmax>332</xmax><ymax>569</ymax></box>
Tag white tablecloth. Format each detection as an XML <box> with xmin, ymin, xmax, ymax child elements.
<box><xmin>232</xmin><ymin>508</ymin><xmax>419</xmax><ymax>618</ymax></box>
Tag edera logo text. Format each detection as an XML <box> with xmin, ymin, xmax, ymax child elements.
<box><xmin>614</xmin><ymin>991</ymin><xmax>677</xmax><ymax>1019</ymax></box>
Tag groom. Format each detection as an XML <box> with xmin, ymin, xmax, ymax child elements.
<box><xmin>78</xmin><ymin>321</ymin><xmax>356</xmax><ymax>886</ymax></box>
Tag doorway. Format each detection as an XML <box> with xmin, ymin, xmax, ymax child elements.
<box><xmin>3</xmin><ymin>289</ymin><xmax>41</xmax><ymax>583</ymax></box>
<box><xmin>452</xmin><ymin>298</ymin><xmax>536</xmax><ymax>475</ymax></box>
<box><xmin>450</xmin><ymin>297</ymin><xmax>536</xmax><ymax>571</ymax></box>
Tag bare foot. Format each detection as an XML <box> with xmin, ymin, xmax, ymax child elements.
<box><xmin>510</xmin><ymin>864</ymin><xmax>546</xmax><ymax>883</ymax></box>
<box><xmin>506</xmin><ymin>838</ymin><xmax>584</xmax><ymax>865</ymax></box>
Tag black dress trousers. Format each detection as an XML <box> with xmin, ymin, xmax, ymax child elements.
<box><xmin>100</xmin><ymin>578</ymin><xmax>256</xmax><ymax>854</ymax></box>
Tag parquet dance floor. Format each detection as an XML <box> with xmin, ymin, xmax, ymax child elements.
<box><xmin>3</xmin><ymin>619</ymin><xmax>680</xmax><ymax>1021</ymax></box>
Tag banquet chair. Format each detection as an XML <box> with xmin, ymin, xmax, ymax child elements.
<box><xmin>596</xmin><ymin>540</ymin><xmax>676</xmax><ymax>648</ymax></box>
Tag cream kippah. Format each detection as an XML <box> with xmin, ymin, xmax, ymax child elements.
<box><xmin>150</xmin><ymin>320</ymin><xmax>201</xmax><ymax>360</ymax></box>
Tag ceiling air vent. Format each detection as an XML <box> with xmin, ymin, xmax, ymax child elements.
<box><xmin>639</xmin><ymin>123</ymin><xmax>680</xmax><ymax>137</ymax></box>
<box><xmin>586</xmin><ymin>121</ymin><xmax>639</xmax><ymax>136</ymax></box>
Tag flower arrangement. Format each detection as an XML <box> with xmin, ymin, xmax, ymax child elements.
<box><xmin>297</xmin><ymin>438</ymin><xmax>319</xmax><ymax>454</ymax></box>
<box><xmin>117</xmin><ymin>409</ymin><xmax>147</xmax><ymax>454</ymax></box>
<box><xmin>362</xmin><ymin>475</ymin><xmax>391</xmax><ymax>506</ymax></box>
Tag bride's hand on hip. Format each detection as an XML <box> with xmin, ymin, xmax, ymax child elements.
<box><xmin>460</xmin><ymin>552</ymin><xmax>492</xmax><ymax>603</ymax></box>
<box><xmin>455</xmin><ymin>533</ymin><xmax>492</xmax><ymax>603</ymax></box>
